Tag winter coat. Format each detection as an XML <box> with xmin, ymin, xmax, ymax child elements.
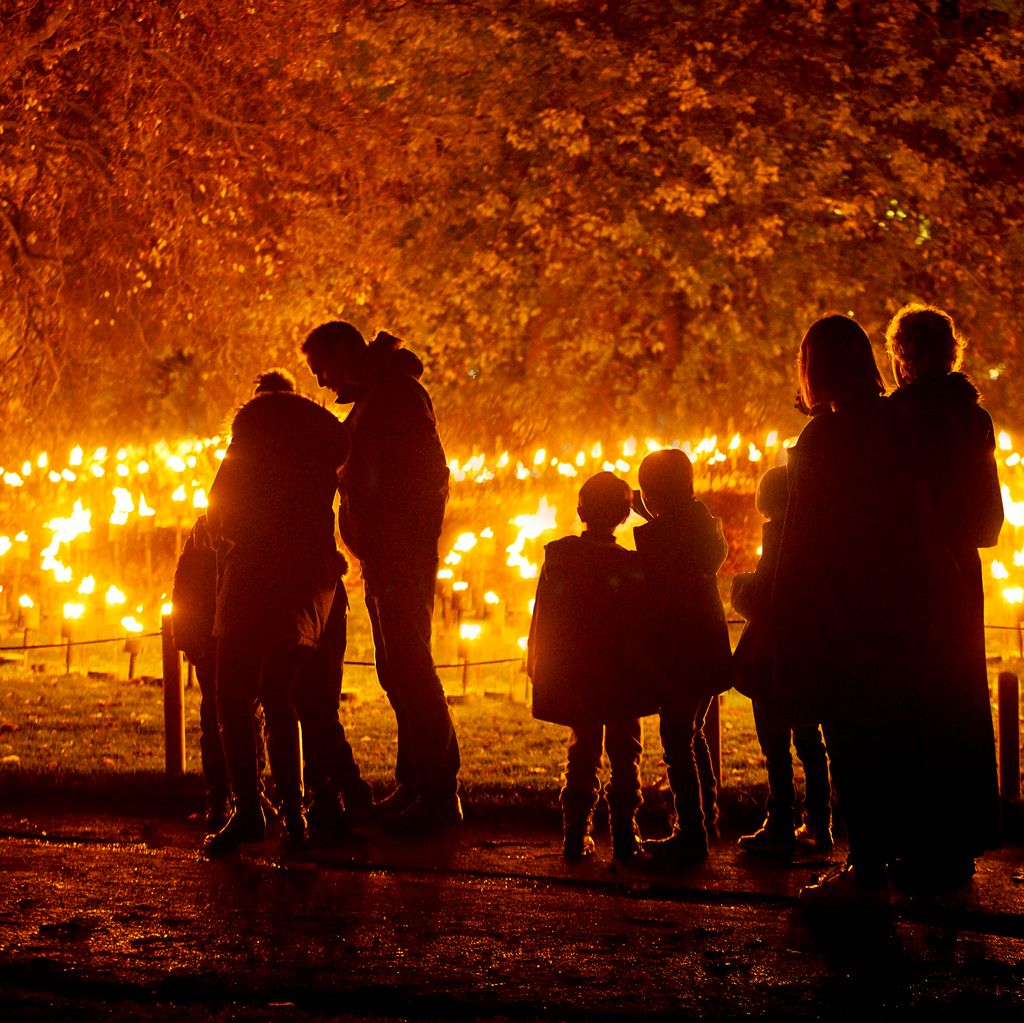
<box><xmin>528</xmin><ymin>532</ymin><xmax>661</xmax><ymax>727</ymax></box>
<box><xmin>170</xmin><ymin>515</ymin><xmax>217</xmax><ymax>665</ymax></box>
<box><xmin>336</xmin><ymin>337</ymin><xmax>449</xmax><ymax>576</ymax></box>
<box><xmin>731</xmin><ymin>516</ymin><xmax>783</xmax><ymax>702</ymax></box>
<box><xmin>208</xmin><ymin>391</ymin><xmax>348</xmax><ymax>649</ymax></box>
<box><xmin>633</xmin><ymin>501</ymin><xmax>734</xmax><ymax>704</ymax></box>
<box><xmin>890</xmin><ymin>371</ymin><xmax>1002</xmax><ymax>851</ymax></box>
<box><xmin>770</xmin><ymin>395</ymin><xmax>960</xmax><ymax>719</ymax></box>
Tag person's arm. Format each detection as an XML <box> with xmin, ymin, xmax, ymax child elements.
<box><xmin>970</xmin><ymin>411</ymin><xmax>1004</xmax><ymax>549</ymax></box>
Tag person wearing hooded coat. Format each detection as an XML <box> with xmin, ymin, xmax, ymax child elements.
<box><xmin>204</xmin><ymin>369</ymin><xmax>349</xmax><ymax>854</ymax></box>
<box><xmin>303</xmin><ymin>322</ymin><xmax>460</xmax><ymax>830</ymax></box>
<box><xmin>885</xmin><ymin>303</ymin><xmax>1003</xmax><ymax>882</ymax></box>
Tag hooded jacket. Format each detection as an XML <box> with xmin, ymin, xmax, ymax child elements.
<box><xmin>208</xmin><ymin>391</ymin><xmax>348</xmax><ymax>648</ymax></box>
<box><xmin>337</xmin><ymin>336</ymin><xmax>449</xmax><ymax>570</ymax></box>
<box><xmin>528</xmin><ymin>532</ymin><xmax>661</xmax><ymax>727</ymax></box>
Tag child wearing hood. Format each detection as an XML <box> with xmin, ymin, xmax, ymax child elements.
<box><xmin>528</xmin><ymin>472</ymin><xmax>659</xmax><ymax>862</ymax></box>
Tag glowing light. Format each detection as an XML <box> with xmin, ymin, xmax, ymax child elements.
<box><xmin>484</xmin><ymin>591</ymin><xmax>500</xmax><ymax>605</ymax></box>
<box><xmin>437</xmin><ymin>568</ymin><xmax>454</xmax><ymax>580</ymax></box>
<box><xmin>48</xmin><ymin>471</ymin><xmax>61</xmax><ymax>483</ymax></box>
<box><xmin>766</xmin><ymin>431</ymin><xmax>779</xmax><ymax>448</ymax></box>
<box><xmin>991</xmin><ymin>561</ymin><xmax>1009</xmax><ymax>580</ymax></box>
<box><xmin>459</xmin><ymin>622</ymin><xmax>482</xmax><ymax>641</ymax></box>
<box><xmin>37</xmin><ymin>452</ymin><xmax>48</xmax><ymax>469</ymax></box>
<box><xmin>557</xmin><ymin>462</ymin><xmax>578</xmax><ymax>477</ymax></box>
<box><xmin>91</xmin><ymin>465</ymin><xmax>105</xmax><ymax>478</ymax></box>
<box><xmin>69</xmin><ymin>446</ymin><xmax>83</xmax><ymax>466</ymax></box>
<box><xmin>1007</xmin><ymin>454</ymin><xmax>1021</xmax><ymax>468</ymax></box>
<box><xmin>1002</xmin><ymin>587</ymin><xmax>1024</xmax><ymax>606</ymax></box>
<box><xmin>623</xmin><ymin>437</ymin><xmax>637</xmax><ymax>457</ymax></box>
<box><xmin>162</xmin><ymin>601</ymin><xmax>173</xmax><ymax>616</ymax></box>
<box><xmin>138</xmin><ymin>494</ymin><xmax>156</xmax><ymax>517</ymax></box>
<box><xmin>78</xmin><ymin>576</ymin><xmax>96</xmax><ymax>595</ymax></box>
<box><xmin>453</xmin><ymin>532</ymin><xmax>478</xmax><ymax>553</ymax></box>
<box><xmin>615</xmin><ymin>459</ymin><xmax>630</xmax><ymax>473</ymax></box>
<box><xmin>591</xmin><ymin>442</ymin><xmax>603</xmax><ymax>459</ymax></box>
<box><xmin>192</xmin><ymin>487</ymin><xmax>208</xmax><ymax>509</ymax></box>
<box><xmin>172</xmin><ymin>485</ymin><xmax>187</xmax><ymax>502</ymax></box>
<box><xmin>3</xmin><ymin>472</ymin><xmax>24</xmax><ymax>487</ymax></box>
<box><xmin>1003</xmin><ymin>485</ymin><xmax>1024</xmax><ymax>529</ymax></box>
<box><xmin>21</xmin><ymin>461</ymin><xmax>31</xmax><ymax>476</ymax></box>
<box><xmin>168</xmin><ymin>455</ymin><xmax>187</xmax><ymax>472</ymax></box>
<box><xmin>452</xmin><ymin>581</ymin><xmax>469</xmax><ymax>592</ymax></box>
<box><xmin>997</xmin><ymin>431</ymin><xmax>1012</xmax><ymax>452</ymax></box>
<box><xmin>497</xmin><ymin>452</ymin><xmax>510</xmax><ymax>468</ymax></box>
<box><xmin>106</xmin><ymin>585</ymin><xmax>127</xmax><ymax>605</ymax></box>
<box><xmin>0</xmin><ymin>537</ymin><xmax>10</xmax><ymax>556</ymax></box>
<box><xmin>110</xmin><ymin>487</ymin><xmax>135</xmax><ymax>525</ymax></box>
<box><xmin>444</xmin><ymin>551</ymin><xmax>462</xmax><ymax>566</ymax></box>
<box><xmin>121</xmin><ymin>615</ymin><xmax>144</xmax><ymax>633</ymax></box>
<box><xmin>63</xmin><ymin>602</ymin><xmax>85</xmax><ymax>621</ymax></box>
<box><xmin>480</xmin><ymin>527</ymin><xmax>494</xmax><ymax>538</ymax></box>
<box><xmin>137</xmin><ymin>461</ymin><xmax>150</xmax><ymax>474</ymax></box>
<box><xmin>116</xmin><ymin>464</ymin><xmax>129</xmax><ymax>477</ymax></box>
<box><xmin>533</xmin><ymin>448</ymin><xmax>546</xmax><ymax>466</ymax></box>
<box><xmin>517</xmin><ymin>636</ymin><xmax>528</xmax><ymax>652</ymax></box>
<box><xmin>729</xmin><ymin>433</ymin><xmax>741</xmax><ymax>451</ymax></box>
<box><xmin>45</xmin><ymin>501</ymin><xmax>92</xmax><ymax>543</ymax></box>
<box><xmin>748</xmin><ymin>444</ymin><xmax>762</xmax><ymax>462</ymax></box>
<box><xmin>19</xmin><ymin>595</ymin><xmax>34</xmax><ymax>609</ymax></box>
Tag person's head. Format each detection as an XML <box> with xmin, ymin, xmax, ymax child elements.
<box><xmin>301</xmin><ymin>321</ymin><xmax>368</xmax><ymax>403</ymax></box>
<box><xmin>577</xmin><ymin>472</ymin><xmax>632</xmax><ymax>533</ymax></box>
<box><xmin>798</xmin><ymin>314</ymin><xmax>884</xmax><ymax>411</ymax></box>
<box><xmin>754</xmin><ymin>465</ymin><xmax>788</xmax><ymax>522</ymax></box>
<box><xmin>638</xmin><ymin>448</ymin><xmax>694</xmax><ymax>517</ymax></box>
<box><xmin>253</xmin><ymin>368</ymin><xmax>296</xmax><ymax>395</ymax></box>
<box><xmin>885</xmin><ymin>303</ymin><xmax>965</xmax><ymax>385</ymax></box>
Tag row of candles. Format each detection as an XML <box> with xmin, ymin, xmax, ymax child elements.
<box><xmin>2</xmin><ymin>426</ymin><xmax>1023</xmax><ymax>672</ymax></box>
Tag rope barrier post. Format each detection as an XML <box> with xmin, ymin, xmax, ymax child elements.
<box><xmin>707</xmin><ymin>692</ymin><xmax>722</xmax><ymax>792</ymax></box>
<box><xmin>997</xmin><ymin>671</ymin><xmax>1021</xmax><ymax>801</ymax></box>
<box><xmin>161</xmin><ymin>613</ymin><xmax>185</xmax><ymax>777</ymax></box>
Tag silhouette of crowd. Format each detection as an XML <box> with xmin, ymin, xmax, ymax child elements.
<box><xmin>171</xmin><ymin>305</ymin><xmax>1003</xmax><ymax>909</ymax></box>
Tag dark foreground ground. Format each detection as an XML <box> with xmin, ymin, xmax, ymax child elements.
<box><xmin>1</xmin><ymin>800</ymin><xmax>1022</xmax><ymax>1022</ymax></box>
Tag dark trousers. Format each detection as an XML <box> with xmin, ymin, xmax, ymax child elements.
<box><xmin>363</xmin><ymin>558</ymin><xmax>460</xmax><ymax>798</ymax></box>
<box><xmin>194</xmin><ymin>647</ymin><xmax>229</xmax><ymax>809</ymax></box>
<box><xmin>561</xmin><ymin>717</ymin><xmax>643</xmax><ymax>824</ymax></box>
<box><xmin>293</xmin><ymin>579</ymin><xmax>369</xmax><ymax>807</ymax></box>
<box><xmin>217</xmin><ymin>635</ymin><xmax>312</xmax><ymax>813</ymax></box>
<box><xmin>752</xmin><ymin>699</ymin><xmax>831</xmax><ymax>829</ymax></box>
<box><xmin>660</xmin><ymin>695</ymin><xmax>718</xmax><ymax>842</ymax></box>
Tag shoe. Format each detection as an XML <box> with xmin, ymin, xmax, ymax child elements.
<box><xmin>374</xmin><ymin>784</ymin><xmax>418</xmax><ymax>821</ymax></box>
<box><xmin>800</xmin><ymin>862</ymin><xmax>890</xmax><ymax>911</ymax></box>
<box><xmin>281</xmin><ymin>806</ymin><xmax>310</xmax><ymax>855</ymax></box>
<box><xmin>643</xmin><ymin>827</ymin><xmax>709</xmax><ymax>866</ymax></box>
<box><xmin>738</xmin><ymin>822</ymin><xmax>796</xmax><ymax>860</ymax></box>
<box><xmin>306</xmin><ymin>794</ymin><xmax>350</xmax><ymax>839</ymax></box>
<box><xmin>342</xmin><ymin>779</ymin><xmax>375</xmax><ymax>828</ymax></box>
<box><xmin>563</xmin><ymin>824</ymin><xmax>596</xmax><ymax>860</ymax></box>
<box><xmin>386</xmin><ymin>792</ymin><xmax>463</xmax><ymax>833</ymax></box>
<box><xmin>795</xmin><ymin>821</ymin><xmax>834</xmax><ymax>853</ymax></box>
<box><xmin>611</xmin><ymin>817</ymin><xmax>644</xmax><ymax>862</ymax></box>
<box><xmin>203</xmin><ymin>807</ymin><xmax>266</xmax><ymax>856</ymax></box>
<box><xmin>204</xmin><ymin>801</ymin><xmax>230</xmax><ymax>834</ymax></box>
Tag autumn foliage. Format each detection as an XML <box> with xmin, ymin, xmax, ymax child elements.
<box><xmin>2</xmin><ymin>0</ymin><xmax>1023</xmax><ymax>454</ymax></box>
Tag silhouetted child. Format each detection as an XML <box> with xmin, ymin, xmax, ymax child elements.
<box><xmin>633</xmin><ymin>449</ymin><xmax>733</xmax><ymax>864</ymax></box>
<box><xmin>171</xmin><ymin>514</ymin><xmax>230</xmax><ymax>830</ymax></box>
<box><xmin>528</xmin><ymin>472</ymin><xmax>659</xmax><ymax>861</ymax></box>
<box><xmin>731</xmin><ymin>465</ymin><xmax>832</xmax><ymax>857</ymax></box>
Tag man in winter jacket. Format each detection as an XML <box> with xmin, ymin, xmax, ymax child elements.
<box><xmin>303</xmin><ymin>321</ymin><xmax>461</xmax><ymax>830</ymax></box>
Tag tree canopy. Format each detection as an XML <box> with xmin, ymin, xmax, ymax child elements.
<box><xmin>2</xmin><ymin>0</ymin><xmax>1023</xmax><ymax>455</ymax></box>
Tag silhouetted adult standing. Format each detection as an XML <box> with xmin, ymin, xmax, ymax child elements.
<box><xmin>205</xmin><ymin>369</ymin><xmax>349</xmax><ymax>854</ymax></box>
<box><xmin>772</xmin><ymin>315</ymin><xmax>959</xmax><ymax>907</ymax></box>
<box><xmin>886</xmin><ymin>303</ymin><xmax>1003</xmax><ymax>881</ymax></box>
<box><xmin>303</xmin><ymin>322</ymin><xmax>461</xmax><ymax>830</ymax></box>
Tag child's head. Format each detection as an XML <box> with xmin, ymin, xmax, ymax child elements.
<box><xmin>577</xmin><ymin>472</ymin><xmax>632</xmax><ymax>532</ymax></box>
<box><xmin>754</xmin><ymin>466</ymin><xmax>789</xmax><ymax>521</ymax></box>
<box><xmin>638</xmin><ymin>449</ymin><xmax>694</xmax><ymax>516</ymax></box>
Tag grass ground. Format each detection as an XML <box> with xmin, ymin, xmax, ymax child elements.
<box><xmin>2</xmin><ymin>624</ymin><xmax>1020</xmax><ymax>834</ymax></box>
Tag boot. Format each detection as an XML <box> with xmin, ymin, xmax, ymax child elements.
<box><xmin>795</xmin><ymin>817</ymin><xmax>834</xmax><ymax>853</ymax></box>
<box><xmin>563</xmin><ymin>817</ymin><xmax>596</xmax><ymax>859</ymax></box>
<box><xmin>737</xmin><ymin>818</ymin><xmax>796</xmax><ymax>860</ymax></box>
<box><xmin>610</xmin><ymin>813</ymin><xmax>643</xmax><ymax>862</ymax></box>
<box><xmin>643</xmin><ymin>826</ymin><xmax>709</xmax><ymax>866</ymax></box>
<box><xmin>281</xmin><ymin>803</ymin><xmax>310</xmax><ymax>855</ymax></box>
<box><xmin>203</xmin><ymin>804</ymin><xmax>266</xmax><ymax>856</ymax></box>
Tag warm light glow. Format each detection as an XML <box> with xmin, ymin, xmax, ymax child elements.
<box><xmin>453</xmin><ymin>532</ymin><xmax>478</xmax><ymax>553</ymax></box>
<box><xmin>78</xmin><ymin>576</ymin><xmax>96</xmax><ymax>595</ymax></box>
<box><xmin>517</xmin><ymin>636</ymin><xmax>528</xmax><ymax>652</ymax></box>
<box><xmin>121</xmin><ymin>615</ymin><xmax>144</xmax><ymax>633</ymax></box>
<box><xmin>1002</xmin><ymin>587</ymin><xmax>1024</xmax><ymax>606</ymax></box>
<box><xmin>484</xmin><ymin>591</ymin><xmax>500</xmax><ymax>605</ymax></box>
<box><xmin>766</xmin><ymin>431</ymin><xmax>779</xmax><ymax>447</ymax></box>
<box><xmin>991</xmin><ymin>561</ymin><xmax>1009</xmax><ymax>580</ymax></box>
<box><xmin>997</xmin><ymin>430</ymin><xmax>1012</xmax><ymax>452</ymax></box>
<box><xmin>437</xmin><ymin>568</ymin><xmax>454</xmax><ymax>580</ymax></box>
<box><xmin>69</xmin><ymin>446</ymin><xmax>83</xmax><ymax>466</ymax></box>
<box><xmin>533</xmin><ymin>448</ymin><xmax>546</xmax><ymax>466</ymax></box>
<box><xmin>172</xmin><ymin>485</ymin><xmax>187</xmax><ymax>501</ymax></box>
<box><xmin>192</xmin><ymin>487</ymin><xmax>208</xmax><ymax>509</ymax></box>
<box><xmin>19</xmin><ymin>594</ymin><xmax>34</xmax><ymax>608</ymax></box>
<box><xmin>453</xmin><ymin>581</ymin><xmax>469</xmax><ymax>592</ymax></box>
<box><xmin>63</xmin><ymin>602</ymin><xmax>85</xmax><ymax>621</ymax></box>
<box><xmin>106</xmin><ymin>585</ymin><xmax>127</xmax><ymax>605</ymax></box>
<box><xmin>459</xmin><ymin>622</ymin><xmax>482</xmax><ymax>641</ymax></box>
<box><xmin>161</xmin><ymin>601</ymin><xmax>173</xmax><ymax>615</ymax></box>
<box><xmin>0</xmin><ymin>536</ymin><xmax>10</xmax><ymax>556</ymax></box>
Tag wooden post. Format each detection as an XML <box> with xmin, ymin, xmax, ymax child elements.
<box><xmin>161</xmin><ymin>615</ymin><xmax>185</xmax><ymax>777</ymax></box>
<box><xmin>706</xmin><ymin>692</ymin><xmax>722</xmax><ymax>790</ymax></box>
<box><xmin>997</xmin><ymin>671</ymin><xmax>1021</xmax><ymax>801</ymax></box>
